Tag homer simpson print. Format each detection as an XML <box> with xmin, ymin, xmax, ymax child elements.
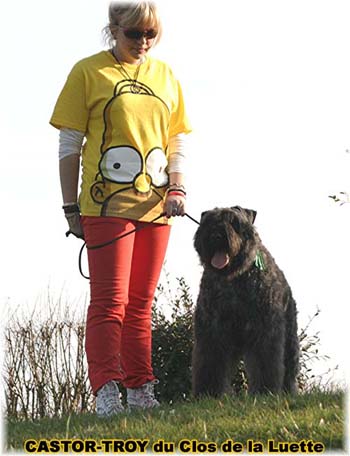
<box><xmin>90</xmin><ymin>79</ymin><xmax>171</xmax><ymax>219</ymax></box>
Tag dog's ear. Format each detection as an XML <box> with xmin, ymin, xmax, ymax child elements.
<box><xmin>231</xmin><ymin>206</ymin><xmax>257</xmax><ymax>224</ymax></box>
<box><xmin>200</xmin><ymin>210</ymin><xmax>209</xmax><ymax>221</ymax></box>
<box><xmin>243</xmin><ymin>208</ymin><xmax>257</xmax><ymax>224</ymax></box>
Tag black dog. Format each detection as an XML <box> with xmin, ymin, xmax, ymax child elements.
<box><xmin>192</xmin><ymin>206</ymin><xmax>299</xmax><ymax>396</ymax></box>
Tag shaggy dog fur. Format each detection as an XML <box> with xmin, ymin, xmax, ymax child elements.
<box><xmin>192</xmin><ymin>206</ymin><xmax>299</xmax><ymax>397</ymax></box>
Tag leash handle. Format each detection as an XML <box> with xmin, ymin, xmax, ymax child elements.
<box><xmin>66</xmin><ymin>230</ymin><xmax>84</xmax><ymax>240</ymax></box>
<box><xmin>86</xmin><ymin>212</ymin><xmax>166</xmax><ymax>250</ymax></box>
<box><xmin>77</xmin><ymin>211</ymin><xmax>200</xmax><ymax>280</ymax></box>
<box><xmin>78</xmin><ymin>212</ymin><xmax>167</xmax><ymax>280</ymax></box>
<box><xmin>79</xmin><ymin>242</ymin><xmax>89</xmax><ymax>280</ymax></box>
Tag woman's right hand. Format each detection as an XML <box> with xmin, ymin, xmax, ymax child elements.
<box><xmin>65</xmin><ymin>213</ymin><xmax>84</xmax><ymax>239</ymax></box>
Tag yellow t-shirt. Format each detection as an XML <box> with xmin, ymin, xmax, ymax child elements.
<box><xmin>50</xmin><ymin>50</ymin><xmax>192</xmax><ymax>224</ymax></box>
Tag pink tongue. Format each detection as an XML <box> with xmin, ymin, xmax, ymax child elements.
<box><xmin>211</xmin><ymin>252</ymin><xmax>230</xmax><ymax>269</ymax></box>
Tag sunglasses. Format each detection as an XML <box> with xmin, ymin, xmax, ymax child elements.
<box><xmin>120</xmin><ymin>27</ymin><xmax>157</xmax><ymax>40</ymax></box>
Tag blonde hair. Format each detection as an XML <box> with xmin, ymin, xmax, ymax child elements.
<box><xmin>103</xmin><ymin>1</ymin><xmax>162</xmax><ymax>48</ymax></box>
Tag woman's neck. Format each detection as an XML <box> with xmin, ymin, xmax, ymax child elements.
<box><xmin>112</xmin><ymin>47</ymin><xmax>142</xmax><ymax>65</ymax></box>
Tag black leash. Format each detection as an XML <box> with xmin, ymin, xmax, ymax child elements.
<box><xmin>73</xmin><ymin>212</ymin><xmax>200</xmax><ymax>280</ymax></box>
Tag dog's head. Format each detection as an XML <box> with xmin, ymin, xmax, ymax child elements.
<box><xmin>194</xmin><ymin>206</ymin><xmax>258</xmax><ymax>277</ymax></box>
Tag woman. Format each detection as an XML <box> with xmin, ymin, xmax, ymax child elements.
<box><xmin>50</xmin><ymin>1</ymin><xmax>191</xmax><ymax>417</ymax></box>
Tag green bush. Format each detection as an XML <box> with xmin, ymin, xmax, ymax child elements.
<box><xmin>4</xmin><ymin>276</ymin><xmax>332</xmax><ymax>418</ymax></box>
<box><xmin>151</xmin><ymin>277</ymin><xmax>331</xmax><ymax>403</ymax></box>
<box><xmin>152</xmin><ymin>276</ymin><xmax>194</xmax><ymax>403</ymax></box>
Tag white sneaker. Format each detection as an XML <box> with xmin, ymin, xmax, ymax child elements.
<box><xmin>96</xmin><ymin>380</ymin><xmax>124</xmax><ymax>417</ymax></box>
<box><xmin>127</xmin><ymin>380</ymin><xmax>160</xmax><ymax>410</ymax></box>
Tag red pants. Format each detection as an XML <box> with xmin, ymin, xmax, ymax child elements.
<box><xmin>82</xmin><ymin>216</ymin><xmax>171</xmax><ymax>394</ymax></box>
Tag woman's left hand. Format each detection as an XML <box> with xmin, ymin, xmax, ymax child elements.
<box><xmin>164</xmin><ymin>193</ymin><xmax>186</xmax><ymax>218</ymax></box>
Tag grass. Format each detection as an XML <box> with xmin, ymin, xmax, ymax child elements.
<box><xmin>6</xmin><ymin>389</ymin><xmax>346</xmax><ymax>453</ymax></box>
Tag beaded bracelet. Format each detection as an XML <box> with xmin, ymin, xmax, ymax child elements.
<box><xmin>167</xmin><ymin>186</ymin><xmax>186</xmax><ymax>196</ymax></box>
<box><xmin>167</xmin><ymin>190</ymin><xmax>186</xmax><ymax>198</ymax></box>
<box><xmin>62</xmin><ymin>202</ymin><xmax>80</xmax><ymax>214</ymax></box>
<box><xmin>168</xmin><ymin>183</ymin><xmax>186</xmax><ymax>191</ymax></box>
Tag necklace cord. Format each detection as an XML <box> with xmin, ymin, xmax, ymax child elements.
<box><xmin>111</xmin><ymin>49</ymin><xmax>142</xmax><ymax>92</ymax></box>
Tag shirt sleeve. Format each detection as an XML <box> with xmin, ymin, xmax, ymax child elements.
<box><xmin>49</xmin><ymin>63</ymin><xmax>89</xmax><ymax>133</ymax></box>
<box><xmin>167</xmin><ymin>133</ymin><xmax>187</xmax><ymax>174</ymax></box>
<box><xmin>168</xmin><ymin>78</ymin><xmax>192</xmax><ymax>137</ymax></box>
<box><xmin>59</xmin><ymin>128</ymin><xmax>85</xmax><ymax>160</ymax></box>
